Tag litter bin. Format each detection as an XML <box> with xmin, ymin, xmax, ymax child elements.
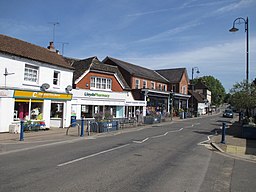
<box><xmin>71</xmin><ymin>116</ymin><xmax>76</xmax><ymax>127</ymax></box>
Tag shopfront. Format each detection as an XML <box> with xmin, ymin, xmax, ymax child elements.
<box><xmin>142</xmin><ymin>89</ymin><xmax>171</xmax><ymax>116</ymax></box>
<box><xmin>13</xmin><ymin>90</ymin><xmax>72</xmax><ymax>128</ymax></box>
<box><xmin>70</xmin><ymin>90</ymin><xmax>126</xmax><ymax>121</ymax></box>
<box><xmin>70</xmin><ymin>89</ymin><xmax>146</xmax><ymax>121</ymax></box>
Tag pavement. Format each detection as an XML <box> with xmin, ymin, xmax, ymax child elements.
<box><xmin>210</xmin><ymin>117</ymin><xmax>256</xmax><ymax>162</ymax></box>
<box><xmin>1</xmin><ymin>115</ymin><xmax>256</xmax><ymax>163</ymax></box>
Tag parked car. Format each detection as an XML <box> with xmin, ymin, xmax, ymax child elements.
<box><xmin>223</xmin><ymin>109</ymin><xmax>234</xmax><ymax>118</ymax></box>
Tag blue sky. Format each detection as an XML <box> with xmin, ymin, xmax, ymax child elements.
<box><xmin>0</xmin><ymin>0</ymin><xmax>256</xmax><ymax>92</ymax></box>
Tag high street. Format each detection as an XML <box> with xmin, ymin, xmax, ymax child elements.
<box><xmin>1</xmin><ymin>115</ymin><xmax>255</xmax><ymax>192</ymax></box>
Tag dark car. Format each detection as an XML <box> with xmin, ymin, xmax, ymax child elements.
<box><xmin>223</xmin><ymin>109</ymin><xmax>234</xmax><ymax>118</ymax></box>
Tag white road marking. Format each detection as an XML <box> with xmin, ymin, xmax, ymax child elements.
<box><xmin>198</xmin><ymin>135</ymin><xmax>213</xmax><ymax>146</ymax></box>
<box><xmin>58</xmin><ymin>144</ymin><xmax>130</xmax><ymax>167</ymax></box>
<box><xmin>133</xmin><ymin>137</ymin><xmax>149</xmax><ymax>144</ymax></box>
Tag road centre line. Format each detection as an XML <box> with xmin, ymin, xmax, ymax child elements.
<box><xmin>58</xmin><ymin>144</ymin><xmax>130</xmax><ymax>167</ymax></box>
<box><xmin>133</xmin><ymin>137</ymin><xmax>149</xmax><ymax>143</ymax></box>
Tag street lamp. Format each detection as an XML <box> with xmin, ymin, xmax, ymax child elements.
<box><xmin>229</xmin><ymin>17</ymin><xmax>249</xmax><ymax>83</ymax></box>
<box><xmin>192</xmin><ymin>67</ymin><xmax>200</xmax><ymax>81</ymax></box>
<box><xmin>191</xmin><ymin>67</ymin><xmax>200</xmax><ymax>114</ymax></box>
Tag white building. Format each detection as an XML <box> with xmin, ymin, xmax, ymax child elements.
<box><xmin>0</xmin><ymin>35</ymin><xmax>73</xmax><ymax>132</ymax></box>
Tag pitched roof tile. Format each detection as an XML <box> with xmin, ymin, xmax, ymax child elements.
<box><xmin>0</xmin><ymin>34</ymin><xmax>73</xmax><ymax>70</ymax></box>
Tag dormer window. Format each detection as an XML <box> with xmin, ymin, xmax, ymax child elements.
<box><xmin>90</xmin><ymin>76</ymin><xmax>112</xmax><ymax>90</ymax></box>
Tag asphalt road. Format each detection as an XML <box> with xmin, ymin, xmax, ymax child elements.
<box><xmin>1</xmin><ymin>115</ymin><xmax>256</xmax><ymax>192</ymax></box>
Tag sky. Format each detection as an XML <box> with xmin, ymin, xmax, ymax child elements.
<box><xmin>0</xmin><ymin>0</ymin><xmax>256</xmax><ymax>92</ymax></box>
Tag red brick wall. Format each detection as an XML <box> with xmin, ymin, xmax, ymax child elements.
<box><xmin>76</xmin><ymin>71</ymin><xmax>123</xmax><ymax>92</ymax></box>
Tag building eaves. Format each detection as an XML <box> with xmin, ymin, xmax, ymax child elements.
<box><xmin>104</xmin><ymin>56</ymin><xmax>169</xmax><ymax>83</ymax></box>
<box><xmin>0</xmin><ymin>34</ymin><xmax>73</xmax><ymax>70</ymax></box>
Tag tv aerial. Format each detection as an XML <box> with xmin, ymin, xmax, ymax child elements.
<box><xmin>3</xmin><ymin>68</ymin><xmax>15</xmax><ymax>89</ymax></box>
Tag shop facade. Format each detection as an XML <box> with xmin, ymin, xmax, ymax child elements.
<box><xmin>69</xmin><ymin>89</ymin><xmax>146</xmax><ymax>121</ymax></box>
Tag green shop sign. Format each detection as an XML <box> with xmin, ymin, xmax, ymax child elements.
<box><xmin>84</xmin><ymin>92</ymin><xmax>110</xmax><ymax>98</ymax></box>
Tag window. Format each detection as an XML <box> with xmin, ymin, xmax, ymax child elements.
<box><xmin>24</xmin><ymin>64</ymin><xmax>38</xmax><ymax>83</ymax></box>
<box><xmin>158</xmin><ymin>84</ymin><xmax>162</xmax><ymax>91</ymax></box>
<box><xmin>172</xmin><ymin>85</ymin><xmax>176</xmax><ymax>92</ymax></box>
<box><xmin>53</xmin><ymin>71</ymin><xmax>60</xmax><ymax>85</ymax></box>
<box><xmin>90</xmin><ymin>77</ymin><xmax>112</xmax><ymax>90</ymax></box>
<box><xmin>163</xmin><ymin>85</ymin><xmax>166</xmax><ymax>91</ymax></box>
<box><xmin>151</xmin><ymin>82</ymin><xmax>155</xmax><ymax>89</ymax></box>
<box><xmin>182</xmin><ymin>86</ymin><xmax>186</xmax><ymax>94</ymax></box>
<box><xmin>143</xmin><ymin>80</ymin><xmax>147</xmax><ymax>89</ymax></box>
<box><xmin>135</xmin><ymin>79</ymin><xmax>140</xmax><ymax>89</ymax></box>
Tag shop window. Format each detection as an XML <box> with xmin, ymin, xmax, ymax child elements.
<box><xmin>14</xmin><ymin>100</ymin><xmax>43</xmax><ymax>120</ymax></box>
<box><xmin>51</xmin><ymin>103</ymin><xmax>63</xmax><ymax>118</ymax></box>
<box><xmin>53</xmin><ymin>71</ymin><xmax>60</xmax><ymax>85</ymax></box>
<box><xmin>24</xmin><ymin>64</ymin><xmax>39</xmax><ymax>83</ymax></box>
<box><xmin>81</xmin><ymin>105</ymin><xmax>93</xmax><ymax>118</ymax></box>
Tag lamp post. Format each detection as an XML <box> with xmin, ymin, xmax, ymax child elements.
<box><xmin>229</xmin><ymin>17</ymin><xmax>249</xmax><ymax>83</ymax></box>
<box><xmin>191</xmin><ymin>67</ymin><xmax>200</xmax><ymax>114</ymax></box>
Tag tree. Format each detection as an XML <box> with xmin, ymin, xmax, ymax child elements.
<box><xmin>192</xmin><ymin>76</ymin><xmax>226</xmax><ymax>106</ymax></box>
<box><xmin>230</xmin><ymin>80</ymin><xmax>256</xmax><ymax>116</ymax></box>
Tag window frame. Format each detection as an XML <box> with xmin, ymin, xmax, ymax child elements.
<box><xmin>53</xmin><ymin>71</ymin><xmax>60</xmax><ymax>86</ymax></box>
<box><xmin>90</xmin><ymin>76</ymin><xmax>112</xmax><ymax>90</ymax></box>
<box><xmin>135</xmin><ymin>79</ymin><xmax>140</xmax><ymax>89</ymax></box>
<box><xmin>24</xmin><ymin>64</ymin><xmax>39</xmax><ymax>84</ymax></box>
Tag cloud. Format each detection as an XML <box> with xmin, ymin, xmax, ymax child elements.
<box><xmin>119</xmin><ymin>37</ymin><xmax>256</xmax><ymax>91</ymax></box>
<box><xmin>127</xmin><ymin>8</ymin><xmax>172</xmax><ymax>17</ymax></box>
<box><xmin>134</xmin><ymin>21</ymin><xmax>201</xmax><ymax>44</ymax></box>
<box><xmin>216</xmin><ymin>0</ymin><xmax>254</xmax><ymax>13</ymax></box>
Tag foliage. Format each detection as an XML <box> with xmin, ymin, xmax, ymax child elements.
<box><xmin>192</xmin><ymin>76</ymin><xmax>226</xmax><ymax>106</ymax></box>
<box><xmin>229</xmin><ymin>80</ymin><xmax>256</xmax><ymax>116</ymax></box>
<box><xmin>94</xmin><ymin>111</ymin><xmax>113</xmax><ymax>122</ymax></box>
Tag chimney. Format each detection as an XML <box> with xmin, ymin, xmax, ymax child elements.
<box><xmin>47</xmin><ymin>41</ymin><xmax>56</xmax><ymax>52</ymax></box>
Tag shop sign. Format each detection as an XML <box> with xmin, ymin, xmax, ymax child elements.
<box><xmin>14</xmin><ymin>90</ymin><xmax>72</xmax><ymax>100</ymax></box>
<box><xmin>0</xmin><ymin>90</ymin><xmax>13</xmax><ymax>97</ymax></box>
<box><xmin>84</xmin><ymin>92</ymin><xmax>110</xmax><ymax>98</ymax></box>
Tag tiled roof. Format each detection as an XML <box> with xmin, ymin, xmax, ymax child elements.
<box><xmin>70</xmin><ymin>56</ymin><xmax>130</xmax><ymax>90</ymax></box>
<box><xmin>156</xmin><ymin>68</ymin><xmax>187</xmax><ymax>83</ymax></box>
<box><xmin>0</xmin><ymin>34</ymin><xmax>73</xmax><ymax>70</ymax></box>
<box><xmin>188</xmin><ymin>90</ymin><xmax>205</xmax><ymax>103</ymax></box>
<box><xmin>103</xmin><ymin>57</ymin><xmax>169</xmax><ymax>83</ymax></box>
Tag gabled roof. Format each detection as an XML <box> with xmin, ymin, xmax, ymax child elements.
<box><xmin>69</xmin><ymin>56</ymin><xmax>130</xmax><ymax>90</ymax></box>
<box><xmin>0</xmin><ymin>34</ymin><xmax>73</xmax><ymax>70</ymax></box>
<box><xmin>103</xmin><ymin>57</ymin><xmax>169</xmax><ymax>83</ymax></box>
<box><xmin>156</xmin><ymin>68</ymin><xmax>188</xmax><ymax>83</ymax></box>
<box><xmin>194</xmin><ymin>80</ymin><xmax>209</xmax><ymax>90</ymax></box>
<box><xmin>188</xmin><ymin>90</ymin><xmax>205</xmax><ymax>103</ymax></box>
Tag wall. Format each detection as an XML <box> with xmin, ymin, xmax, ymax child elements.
<box><xmin>76</xmin><ymin>71</ymin><xmax>123</xmax><ymax>92</ymax></box>
<box><xmin>0</xmin><ymin>53</ymin><xmax>73</xmax><ymax>93</ymax></box>
<box><xmin>131</xmin><ymin>76</ymin><xmax>167</xmax><ymax>91</ymax></box>
<box><xmin>179</xmin><ymin>73</ymin><xmax>189</xmax><ymax>94</ymax></box>
<box><xmin>0</xmin><ymin>97</ymin><xmax>15</xmax><ymax>132</ymax></box>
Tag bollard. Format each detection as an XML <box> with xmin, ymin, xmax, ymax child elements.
<box><xmin>20</xmin><ymin>120</ymin><xmax>24</xmax><ymax>141</ymax></box>
<box><xmin>221</xmin><ymin>122</ymin><xmax>226</xmax><ymax>144</ymax></box>
<box><xmin>80</xmin><ymin>118</ymin><xmax>84</xmax><ymax>137</ymax></box>
<box><xmin>87</xmin><ymin>121</ymin><xmax>90</xmax><ymax>136</ymax></box>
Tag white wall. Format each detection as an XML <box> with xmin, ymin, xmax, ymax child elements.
<box><xmin>0</xmin><ymin>53</ymin><xmax>73</xmax><ymax>93</ymax></box>
<box><xmin>0</xmin><ymin>98</ymin><xmax>15</xmax><ymax>132</ymax></box>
